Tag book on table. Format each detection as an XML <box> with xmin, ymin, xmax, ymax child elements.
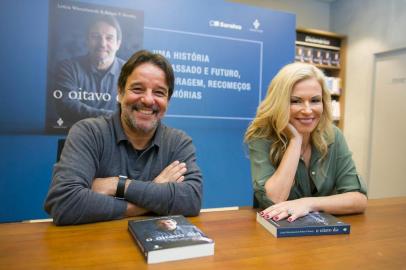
<box><xmin>257</xmin><ymin>211</ymin><xmax>350</xmax><ymax>238</ymax></box>
<box><xmin>128</xmin><ymin>215</ymin><xmax>214</xmax><ymax>264</ymax></box>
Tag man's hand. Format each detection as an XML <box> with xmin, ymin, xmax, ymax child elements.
<box><xmin>92</xmin><ymin>177</ymin><xmax>119</xmax><ymax>196</ymax></box>
<box><xmin>154</xmin><ymin>160</ymin><xmax>187</xmax><ymax>183</ymax></box>
<box><xmin>125</xmin><ymin>202</ymin><xmax>149</xmax><ymax>217</ymax></box>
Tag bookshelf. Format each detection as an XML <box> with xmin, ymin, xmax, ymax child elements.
<box><xmin>295</xmin><ymin>28</ymin><xmax>347</xmax><ymax>129</ymax></box>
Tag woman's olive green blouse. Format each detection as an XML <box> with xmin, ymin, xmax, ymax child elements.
<box><xmin>247</xmin><ymin>126</ymin><xmax>367</xmax><ymax>209</ymax></box>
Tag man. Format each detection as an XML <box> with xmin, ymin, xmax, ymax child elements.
<box><xmin>45</xmin><ymin>50</ymin><xmax>203</xmax><ymax>225</ymax></box>
<box><xmin>144</xmin><ymin>218</ymin><xmax>212</xmax><ymax>249</ymax></box>
<box><xmin>156</xmin><ymin>218</ymin><xmax>179</xmax><ymax>231</ymax></box>
<box><xmin>54</xmin><ymin>15</ymin><xmax>124</xmax><ymax>126</ymax></box>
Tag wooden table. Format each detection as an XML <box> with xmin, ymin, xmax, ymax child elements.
<box><xmin>1</xmin><ymin>197</ymin><xmax>405</xmax><ymax>269</ymax></box>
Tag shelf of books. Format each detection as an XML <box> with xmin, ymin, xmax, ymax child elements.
<box><xmin>295</xmin><ymin>28</ymin><xmax>347</xmax><ymax>129</ymax></box>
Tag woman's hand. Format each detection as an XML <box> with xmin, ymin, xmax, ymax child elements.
<box><xmin>259</xmin><ymin>198</ymin><xmax>313</xmax><ymax>222</ymax></box>
<box><xmin>285</xmin><ymin>123</ymin><xmax>302</xmax><ymax>141</ymax></box>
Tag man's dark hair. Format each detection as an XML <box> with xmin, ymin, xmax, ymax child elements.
<box><xmin>88</xmin><ymin>15</ymin><xmax>122</xmax><ymax>41</ymax></box>
<box><xmin>118</xmin><ymin>50</ymin><xmax>175</xmax><ymax>99</ymax></box>
<box><xmin>155</xmin><ymin>219</ymin><xmax>177</xmax><ymax>230</ymax></box>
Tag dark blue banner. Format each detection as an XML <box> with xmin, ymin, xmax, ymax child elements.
<box><xmin>0</xmin><ymin>0</ymin><xmax>295</xmax><ymax>222</ymax></box>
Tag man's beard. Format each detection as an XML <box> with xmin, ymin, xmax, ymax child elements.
<box><xmin>90</xmin><ymin>52</ymin><xmax>115</xmax><ymax>70</ymax></box>
<box><xmin>122</xmin><ymin>103</ymin><xmax>160</xmax><ymax>134</ymax></box>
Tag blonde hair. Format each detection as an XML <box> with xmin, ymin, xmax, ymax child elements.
<box><xmin>244</xmin><ymin>62</ymin><xmax>334</xmax><ymax>166</ymax></box>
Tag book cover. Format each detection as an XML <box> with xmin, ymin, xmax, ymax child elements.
<box><xmin>331</xmin><ymin>51</ymin><xmax>341</xmax><ymax>67</ymax></box>
<box><xmin>326</xmin><ymin>76</ymin><xmax>341</xmax><ymax>95</ymax></box>
<box><xmin>303</xmin><ymin>47</ymin><xmax>314</xmax><ymax>63</ymax></box>
<box><xmin>45</xmin><ymin>0</ymin><xmax>144</xmax><ymax>134</ymax></box>
<box><xmin>331</xmin><ymin>100</ymin><xmax>341</xmax><ymax>120</ymax></box>
<box><xmin>322</xmin><ymin>50</ymin><xmax>332</xmax><ymax>66</ymax></box>
<box><xmin>312</xmin><ymin>48</ymin><xmax>323</xmax><ymax>65</ymax></box>
<box><xmin>128</xmin><ymin>215</ymin><xmax>214</xmax><ymax>264</ymax></box>
<box><xmin>295</xmin><ymin>46</ymin><xmax>304</xmax><ymax>62</ymax></box>
<box><xmin>257</xmin><ymin>212</ymin><xmax>350</xmax><ymax>238</ymax></box>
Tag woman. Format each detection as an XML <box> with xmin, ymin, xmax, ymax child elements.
<box><xmin>245</xmin><ymin>62</ymin><xmax>367</xmax><ymax>222</ymax></box>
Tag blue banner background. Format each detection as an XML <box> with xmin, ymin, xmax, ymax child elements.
<box><xmin>0</xmin><ymin>0</ymin><xmax>295</xmax><ymax>222</ymax></box>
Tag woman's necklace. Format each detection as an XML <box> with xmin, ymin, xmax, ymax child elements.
<box><xmin>300</xmin><ymin>143</ymin><xmax>310</xmax><ymax>160</ymax></box>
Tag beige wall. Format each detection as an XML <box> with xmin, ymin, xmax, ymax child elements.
<box><xmin>331</xmin><ymin>0</ymin><xmax>406</xmax><ymax>190</ymax></box>
<box><xmin>228</xmin><ymin>0</ymin><xmax>331</xmax><ymax>30</ymax></box>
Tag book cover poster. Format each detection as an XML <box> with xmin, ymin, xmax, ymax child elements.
<box><xmin>45</xmin><ymin>0</ymin><xmax>144</xmax><ymax>133</ymax></box>
<box><xmin>131</xmin><ymin>216</ymin><xmax>213</xmax><ymax>251</ymax></box>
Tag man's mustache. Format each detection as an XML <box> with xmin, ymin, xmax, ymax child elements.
<box><xmin>131</xmin><ymin>103</ymin><xmax>159</xmax><ymax>114</ymax></box>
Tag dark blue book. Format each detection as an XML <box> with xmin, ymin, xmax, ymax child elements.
<box><xmin>128</xmin><ymin>215</ymin><xmax>214</xmax><ymax>264</ymax></box>
<box><xmin>257</xmin><ymin>212</ymin><xmax>350</xmax><ymax>238</ymax></box>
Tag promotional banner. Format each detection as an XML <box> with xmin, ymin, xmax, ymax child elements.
<box><xmin>0</xmin><ymin>0</ymin><xmax>295</xmax><ymax>221</ymax></box>
<box><xmin>46</xmin><ymin>0</ymin><xmax>144</xmax><ymax>132</ymax></box>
